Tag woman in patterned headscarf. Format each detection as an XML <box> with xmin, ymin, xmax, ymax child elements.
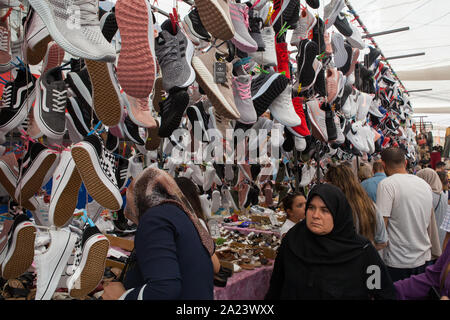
<box><xmin>102</xmin><ymin>167</ymin><xmax>215</xmax><ymax>300</ymax></box>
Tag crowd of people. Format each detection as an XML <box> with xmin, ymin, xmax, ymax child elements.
<box><xmin>100</xmin><ymin>147</ymin><xmax>450</xmax><ymax>300</ymax></box>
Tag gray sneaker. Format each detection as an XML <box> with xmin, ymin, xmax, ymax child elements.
<box><xmin>229</xmin><ymin>1</ymin><xmax>257</xmax><ymax>53</ymax></box>
<box><xmin>248</xmin><ymin>8</ymin><xmax>265</xmax><ymax>52</ymax></box>
<box><xmin>155</xmin><ymin>19</ymin><xmax>196</xmax><ymax>92</ymax></box>
<box><xmin>34</xmin><ymin>67</ymin><xmax>67</xmax><ymax>140</ymax></box>
<box><xmin>232</xmin><ymin>74</ymin><xmax>257</xmax><ymax>125</ymax></box>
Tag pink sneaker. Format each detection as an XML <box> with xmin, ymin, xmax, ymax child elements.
<box><xmin>324</xmin><ymin>31</ymin><xmax>333</xmax><ymax>55</ymax></box>
<box><xmin>326</xmin><ymin>68</ymin><xmax>339</xmax><ymax>103</ymax></box>
<box><xmin>41</xmin><ymin>41</ymin><xmax>65</xmax><ymax>75</ymax></box>
<box><xmin>126</xmin><ymin>94</ymin><xmax>157</xmax><ymax>129</ymax></box>
<box><xmin>0</xmin><ymin>17</ymin><xmax>11</xmax><ymax>66</ymax></box>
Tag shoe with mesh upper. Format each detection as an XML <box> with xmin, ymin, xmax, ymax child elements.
<box><xmin>268</xmin><ymin>85</ymin><xmax>301</xmax><ymax>127</ymax></box>
<box><xmin>251</xmin><ymin>70</ymin><xmax>289</xmax><ymax>117</ymax></box>
<box><xmin>125</xmin><ymin>95</ymin><xmax>156</xmax><ymax>129</ymax></box>
<box><xmin>287</xmin><ymin>96</ymin><xmax>311</xmax><ymax>138</ymax></box>
<box><xmin>229</xmin><ymin>1</ymin><xmax>257</xmax><ymax>53</ymax></box>
<box><xmin>324</xmin><ymin>0</ymin><xmax>346</xmax><ymax>30</ymax></box>
<box><xmin>248</xmin><ymin>26</ymin><xmax>277</xmax><ymax>66</ymax></box>
<box><xmin>291</xmin><ymin>7</ymin><xmax>316</xmax><ymax>47</ymax></box>
<box><xmin>183</xmin><ymin>7</ymin><xmax>211</xmax><ymax>42</ymax></box>
<box><xmin>34</xmin><ymin>67</ymin><xmax>67</xmax><ymax>140</ymax></box>
<box><xmin>71</xmin><ymin>133</ymin><xmax>123</xmax><ymax>211</ymax></box>
<box><xmin>158</xmin><ymin>89</ymin><xmax>190</xmax><ymax>138</ymax></box>
<box><xmin>271</xmin><ymin>0</ymin><xmax>300</xmax><ymax>34</ymax></box>
<box><xmin>28</xmin><ymin>0</ymin><xmax>116</xmax><ymax>62</ymax></box>
<box><xmin>0</xmin><ymin>17</ymin><xmax>11</xmax><ymax>66</ymax></box>
<box><xmin>275</xmin><ymin>42</ymin><xmax>290</xmax><ymax>79</ymax></box>
<box><xmin>232</xmin><ymin>74</ymin><xmax>256</xmax><ymax>125</ymax></box>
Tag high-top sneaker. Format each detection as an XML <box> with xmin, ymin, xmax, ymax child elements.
<box><xmin>27</xmin><ymin>0</ymin><xmax>116</xmax><ymax>62</ymax></box>
<box><xmin>0</xmin><ymin>67</ymin><xmax>37</xmax><ymax>133</ymax></box>
<box><xmin>66</xmin><ymin>223</ymin><xmax>109</xmax><ymax>299</ymax></box>
<box><xmin>275</xmin><ymin>42</ymin><xmax>290</xmax><ymax>79</ymax></box>
<box><xmin>1</xmin><ymin>214</ymin><xmax>36</xmax><ymax>280</ymax></box>
<box><xmin>34</xmin><ymin>67</ymin><xmax>67</xmax><ymax>140</ymax></box>
<box><xmin>15</xmin><ymin>141</ymin><xmax>59</xmax><ymax>202</ymax></box>
<box><xmin>48</xmin><ymin>150</ymin><xmax>82</xmax><ymax>228</ymax></box>
<box><xmin>71</xmin><ymin>133</ymin><xmax>123</xmax><ymax>211</ymax></box>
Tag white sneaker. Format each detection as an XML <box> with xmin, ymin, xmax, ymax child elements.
<box><xmin>128</xmin><ymin>154</ymin><xmax>144</xmax><ymax>179</ymax></box>
<box><xmin>49</xmin><ymin>150</ymin><xmax>82</xmax><ymax>228</ymax></box>
<box><xmin>346</xmin><ymin>121</ymin><xmax>369</xmax><ymax>153</ymax></box>
<box><xmin>346</xmin><ymin>23</ymin><xmax>365</xmax><ymax>50</ymax></box>
<box><xmin>368</xmin><ymin>98</ymin><xmax>384</xmax><ymax>118</ymax></box>
<box><xmin>35</xmin><ymin>228</ymin><xmax>77</xmax><ymax>300</ymax></box>
<box><xmin>294</xmin><ymin>136</ymin><xmax>306</xmax><ymax>151</ymax></box>
<box><xmin>211</xmin><ymin>189</ymin><xmax>221</xmax><ymax>213</ymax></box>
<box><xmin>28</xmin><ymin>0</ymin><xmax>116</xmax><ymax>62</ymax></box>
<box><xmin>199</xmin><ymin>194</ymin><xmax>212</xmax><ymax>219</ymax></box>
<box><xmin>248</xmin><ymin>26</ymin><xmax>277</xmax><ymax>66</ymax></box>
<box><xmin>290</xmin><ymin>7</ymin><xmax>316</xmax><ymax>47</ymax></box>
<box><xmin>324</xmin><ymin>0</ymin><xmax>346</xmax><ymax>29</ymax></box>
<box><xmin>300</xmin><ymin>165</ymin><xmax>315</xmax><ymax>187</ymax></box>
<box><xmin>268</xmin><ymin>85</ymin><xmax>302</xmax><ymax>127</ymax></box>
<box><xmin>31</xmin><ymin>195</ymin><xmax>50</xmax><ymax>227</ymax></box>
<box><xmin>356</xmin><ymin>92</ymin><xmax>374</xmax><ymax>122</ymax></box>
<box><xmin>188</xmin><ymin>163</ymin><xmax>204</xmax><ymax>186</ymax></box>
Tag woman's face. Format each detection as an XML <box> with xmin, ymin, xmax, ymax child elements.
<box><xmin>286</xmin><ymin>195</ymin><xmax>307</xmax><ymax>223</ymax></box>
<box><xmin>306</xmin><ymin>196</ymin><xmax>334</xmax><ymax>235</ymax></box>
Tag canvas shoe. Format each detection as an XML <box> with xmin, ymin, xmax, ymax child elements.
<box><xmin>248</xmin><ymin>26</ymin><xmax>277</xmax><ymax>66</ymax></box>
<box><xmin>27</xmin><ymin>0</ymin><xmax>116</xmax><ymax>62</ymax></box>
<box><xmin>232</xmin><ymin>74</ymin><xmax>257</xmax><ymax>125</ymax></box>
<box><xmin>183</xmin><ymin>7</ymin><xmax>211</xmax><ymax>43</ymax></box>
<box><xmin>251</xmin><ymin>70</ymin><xmax>289</xmax><ymax>117</ymax></box>
<box><xmin>115</xmin><ymin>157</ymin><xmax>130</xmax><ymax>192</ymax></box>
<box><xmin>268</xmin><ymin>85</ymin><xmax>301</xmax><ymax>127</ymax></box>
<box><xmin>35</xmin><ymin>228</ymin><xmax>77</xmax><ymax>300</ymax></box>
<box><xmin>324</xmin><ymin>0</ymin><xmax>346</xmax><ymax>30</ymax></box>
<box><xmin>41</xmin><ymin>41</ymin><xmax>65</xmax><ymax>75</ymax></box>
<box><xmin>271</xmin><ymin>0</ymin><xmax>300</xmax><ymax>34</ymax></box>
<box><xmin>122</xmin><ymin>115</ymin><xmax>145</xmax><ymax>146</ymax></box>
<box><xmin>229</xmin><ymin>1</ymin><xmax>257</xmax><ymax>53</ymax></box>
<box><xmin>0</xmin><ymin>68</ymin><xmax>37</xmax><ymax>133</ymax></box>
<box><xmin>22</xmin><ymin>7</ymin><xmax>52</xmax><ymax>65</ymax></box>
<box><xmin>195</xmin><ymin>0</ymin><xmax>235</xmax><ymax>41</ymax></box>
<box><xmin>65</xmin><ymin>96</ymin><xmax>98</xmax><ymax>144</ymax></box>
<box><xmin>66</xmin><ymin>67</ymin><xmax>92</xmax><ymax>108</ymax></box>
<box><xmin>1</xmin><ymin>214</ymin><xmax>36</xmax><ymax>280</ymax></box>
<box><xmin>66</xmin><ymin>224</ymin><xmax>109</xmax><ymax>299</ymax></box>
<box><xmin>331</xmin><ymin>32</ymin><xmax>348</xmax><ymax>68</ymax></box>
<box><xmin>48</xmin><ymin>150</ymin><xmax>82</xmax><ymax>228</ymax></box>
<box><xmin>346</xmin><ymin>23</ymin><xmax>365</xmax><ymax>50</ymax></box>
<box><xmin>34</xmin><ymin>67</ymin><xmax>67</xmax><ymax>140</ymax></box>
<box><xmin>116</xmin><ymin>0</ymin><xmax>156</xmax><ymax>98</ymax></box>
<box><xmin>15</xmin><ymin>141</ymin><xmax>59</xmax><ymax>202</ymax></box>
<box><xmin>0</xmin><ymin>219</ymin><xmax>13</xmax><ymax>273</ymax></box>
<box><xmin>290</xmin><ymin>7</ymin><xmax>316</xmax><ymax>47</ymax></box>
<box><xmin>155</xmin><ymin>19</ymin><xmax>196</xmax><ymax>93</ymax></box>
<box><xmin>85</xmin><ymin>59</ymin><xmax>123</xmax><ymax>127</ymax></box>
<box><xmin>158</xmin><ymin>89</ymin><xmax>190</xmax><ymax>138</ymax></box>
<box><xmin>192</xmin><ymin>47</ymin><xmax>240</xmax><ymax>119</ymax></box>
<box><xmin>71</xmin><ymin>133</ymin><xmax>123</xmax><ymax>211</ymax></box>
<box><xmin>0</xmin><ymin>16</ymin><xmax>11</xmax><ymax>66</ymax></box>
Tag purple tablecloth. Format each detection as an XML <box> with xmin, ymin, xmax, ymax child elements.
<box><xmin>214</xmin><ymin>264</ymin><xmax>274</xmax><ymax>300</ymax></box>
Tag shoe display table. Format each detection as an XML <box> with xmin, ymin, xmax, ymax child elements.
<box><xmin>222</xmin><ymin>225</ymin><xmax>280</xmax><ymax>237</ymax></box>
<box><xmin>214</xmin><ymin>263</ymin><xmax>274</xmax><ymax>300</ymax></box>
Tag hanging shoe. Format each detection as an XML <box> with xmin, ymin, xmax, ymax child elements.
<box><xmin>195</xmin><ymin>0</ymin><xmax>235</xmax><ymax>41</ymax></box>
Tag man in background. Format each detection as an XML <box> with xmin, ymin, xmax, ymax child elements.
<box><xmin>361</xmin><ymin>161</ymin><xmax>386</xmax><ymax>202</ymax></box>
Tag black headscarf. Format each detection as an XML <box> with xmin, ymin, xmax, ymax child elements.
<box><xmin>287</xmin><ymin>184</ymin><xmax>370</xmax><ymax>265</ymax></box>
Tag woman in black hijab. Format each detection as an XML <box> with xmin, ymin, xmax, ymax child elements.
<box><xmin>266</xmin><ymin>184</ymin><xmax>396</xmax><ymax>300</ymax></box>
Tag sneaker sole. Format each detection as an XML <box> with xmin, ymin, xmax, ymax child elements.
<box><xmin>1</xmin><ymin>222</ymin><xmax>36</xmax><ymax>280</ymax></box>
<box><xmin>145</xmin><ymin>120</ymin><xmax>161</xmax><ymax>151</ymax></box>
<box><xmin>192</xmin><ymin>56</ymin><xmax>240</xmax><ymax>119</ymax></box>
<box><xmin>116</xmin><ymin>0</ymin><xmax>155</xmax><ymax>98</ymax></box>
<box><xmin>71</xmin><ymin>142</ymin><xmax>122</xmax><ymax>211</ymax></box>
<box><xmin>85</xmin><ymin>59</ymin><xmax>122</xmax><ymax>127</ymax></box>
<box><xmin>68</xmin><ymin>236</ymin><xmax>109</xmax><ymax>299</ymax></box>
<box><xmin>27</xmin><ymin>0</ymin><xmax>116</xmax><ymax>62</ymax></box>
<box><xmin>152</xmin><ymin>77</ymin><xmax>163</xmax><ymax>113</ymax></box>
<box><xmin>195</xmin><ymin>0</ymin><xmax>235</xmax><ymax>41</ymax></box>
<box><xmin>18</xmin><ymin>150</ymin><xmax>57</xmax><ymax>201</ymax></box>
<box><xmin>252</xmin><ymin>74</ymin><xmax>289</xmax><ymax>117</ymax></box>
<box><xmin>49</xmin><ymin>159</ymin><xmax>82</xmax><ymax>228</ymax></box>
<box><xmin>41</xmin><ymin>42</ymin><xmax>65</xmax><ymax>74</ymax></box>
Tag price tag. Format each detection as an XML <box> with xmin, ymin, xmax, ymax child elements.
<box><xmin>214</xmin><ymin>61</ymin><xmax>227</xmax><ymax>84</ymax></box>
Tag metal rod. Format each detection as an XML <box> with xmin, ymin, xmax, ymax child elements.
<box><xmin>384</xmin><ymin>52</ymin><xmax>425</xmax><ymax>60</ymax></box>
<box><xmin>407</xmin><ymin>89</ymin><xmax>433</xmax><ymax>93</ymax></box>
<box><xmin>362</xmin><ymin>27</ymin><xmax>410</xmax><ymax>39</ymax></box>
<box><xmin>151</xmin><ymin>4</ymin><xmax>170</xmax><ymax>18</ymax></box>
<box><xmin>344</xmin><ymin>0</ymin><xmax>409</xmax><ymax>95</ymax></box>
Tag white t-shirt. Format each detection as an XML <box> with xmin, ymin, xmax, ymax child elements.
<box><xmin>376</xmin><ymin>173</ymin><xmax>433</xmax><ymax>268</ymax></box>
<box><xmin>280</xmin><ymin>219</ymin><xmax>296</xmax><ymax>236</ymax></box>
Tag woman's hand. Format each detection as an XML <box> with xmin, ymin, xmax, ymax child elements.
<box><xmin>102</xmin><ymin>281</ymin><xmax>126</xmax><ymax>300</ymax></box>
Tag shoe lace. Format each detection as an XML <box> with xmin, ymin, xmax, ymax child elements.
<box><xmin>234</xmin><ymin>77</ymin><xmax>252</xmax><ymax>100</ymax></box>
<box><xmin>2</xmin><ymin>83</ymin><xmax>12</xmax><ymax>106</ymax></box>
<box><xmin>72</xmin><ymin>0</ymin><xmax>100</xmax><ymax>27</ymax></box>
<box><xmin>52</xmin><ymin>88</ymin><xmax>67</xmax><ymax>113</ymax></box>
<box><xmin>155</xmin><ymin>37</ymin><xmax>178</xmax><ymax>69</ymax></box>
<box><xmin>239</xmin><ymin>5</ymin><xmax>250</xmax><ymax>29</ymax></box>
<box><xmin>0</xmin><ymin>26</ymin><xmax>9</xmax><ymax>52</ymax></box>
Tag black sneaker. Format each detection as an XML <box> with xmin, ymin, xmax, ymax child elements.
<box><xmin>366</xmin><ymin>46</ymin><xmax>382</xmax><ymax>68</ymax></box>
<box><xmin>338</xmin><ymin>43</ymin><xmax>353</xmax><ymax>75</ymax></box>
<box><xmin>70</xmin><ymin>58</ymin><xmax>85</xmax><ymax>73</ymax></box>
<box><xmin>248</xmin><ymin>9</ymin><xmax>265</xmax><ymax>52</ymax></box>
<box><xmin>272</xmin><ymin>0</ymin><xmax>301</xmax><ymax>34</ymax></box>
<box><xmin>0</xmin><ymin>67</ymin><xmax>37</xmax><ymax>133</ymax></box>
<box><xmin>296</xmin><ymin>39</ymin><xmax>319</xmax><ymax>90</ymax></box>
<box><xmin>251</xmin><ymin>71</ymin><xmax>289</xmax><ymax>117</ymax></box>
<box><xmin>158</xmin><ymin>90</ymin><xmax>190</xmax><ymax>138</ymax></box>
<box><xmin>312</xmin><ymin>17</ymin><xmax>325</xmax><ymax>53</ymax></box>
<box><xmin>186</xmin><ymin>101</ymin><xmax>210</xmax><ymax>142</ymax></box>
<box><xmin>306</xmin><ymin>0</ymin><xmax>320</xmax><ymax>9</ymax></box>
<box><xmin>71</xmin><ymin>133</ymin><xmax>123</xmax><ymax>211</ymax></box>
<box><xmin>115</xmin><ymin>156</ymin><xmax>129</xmax><ymax>191</ymax></box>
<box><xmin>100</xmin><ymin>11</ymin><xmax>118</xmax><ymax>43</ymax></box>
<box><xmin>123</xmin><ymin>115</ymin><xmax>145</xmax><ymax>145</ymax></box>
<box><xmin>334</xmin><ymin>12</ymin><xmax>352</xmax><ymax>37</ymax></box>
<box><xmin>65</xmin><ymin>96</ymin><xmax>103</xmax><ymax>143</ymax></box>
<box><xmin>34</xmin><ymin>67</ymin><xmax>67</xmax><ymax>140</ymax></box>
<box><xmin>183</xmin><ymin>7</ymin><xmax>210</xmax><ymax>42</ymax></box>
<box><xmin>282</xmin><ymin>127</ymin><xmax>294</xmax><ymax>152</ymax></box>
<box><xmin>15</xmin><ymin>141</ymin><xmax>58</xmax><ymax>202</ymax></box>
<box><xmin>66</xmin><ymin>67</ymin><xmax>92</xmax><ymax>109</ymax></box>
<box><xmin>105</xmin><ymin>130</ymin><xmax>119</xmax><ymax>153</ymax></box>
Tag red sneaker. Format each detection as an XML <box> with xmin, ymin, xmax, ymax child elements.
<box><xmin>287</xmin><ymin>97</ymin><xmax>311</xmax><ymax>137</ymax></box>
<box><xmin>275</xmin><ymin>42</ymin><xmax>290</xmax><ymax>79</ymax></box>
